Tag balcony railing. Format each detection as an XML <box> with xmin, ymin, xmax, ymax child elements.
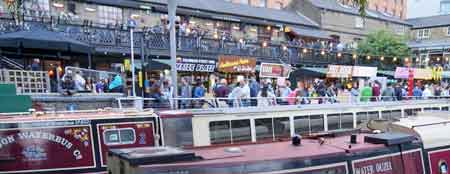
<box><xmin>0</xmin><ymin>18</ymin><xmax>401</xmax><ymax>69</ymax></box>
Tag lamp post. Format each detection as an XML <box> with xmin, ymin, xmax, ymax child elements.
<box><xmin>168</xmin><ymin>0</ymin><xmax>178</xmax><ymax>108</ymax></box>
<box><xmin>128</xmin><ymin>19</ymin><xmax>137</xmax><ymax>97</ymax></box>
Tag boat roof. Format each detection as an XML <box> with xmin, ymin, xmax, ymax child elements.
<box><xmin>0</xmin><ymin>109</ymin><xmax>157</xmax><ymax>123</ymax></box>
<box><xmin>159</xmin><ymin>99</ymin><xmax>447</xmax><ymax>117</ymax></box>
<box><xmin>138</xmin><ymin>134</ymin><xmax>383</xmax><ymax>169</ymax></box>
<box><xmin>392</xmin><ymin>112</ymin><xmax>450</xmax><ymax>149</ymax></box>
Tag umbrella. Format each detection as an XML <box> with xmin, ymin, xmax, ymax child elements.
<box><xmin>0</xmin><ymin>29</ymin><xmax>92</xmax><ymax>53</ymax></box>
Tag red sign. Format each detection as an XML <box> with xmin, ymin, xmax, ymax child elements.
<box><xmin>260</xmin><ymin>63</ymin><xmax>291</xmax><ymax>78</ymax></box>
<box><xmin>97</xmin><ymin>122</ymin><xmax>155</xmax><ymax>166</ymax></box>
<box><xmin>352</xmin><ymin>150</ymin><xmax>424</xmax><ymax>174</ymax></box>
<box><xmin>428</xmin><ymin>149</ymin><xmax>450</xmax><ymax>174</ymax></box>
<box><xmin>0</xmin><ymin>125</ymin><xmax>95</xmax><ymax>173</ymax></box>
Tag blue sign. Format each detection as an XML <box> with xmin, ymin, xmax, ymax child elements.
<box><xmin>128</xmin><ymin>19</ymin><xmax>137</xmax><ymax>28</ymax></box>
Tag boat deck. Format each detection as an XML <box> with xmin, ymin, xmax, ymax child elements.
<box><xmin>140</xmin><ymin>134</ymin><xmax>383</xmax><ymax>168</ymax></box>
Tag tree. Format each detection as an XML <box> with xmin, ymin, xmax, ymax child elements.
<box><xmin>352</xmin><ymin>0</ymin><xmax>368</xmax><ymax>17</ymax></box>
<box><xmin>357</xmin><ymin>30</ymin><xmax>410</xmax><ymax>68</ymax></box>
<box><xmin>4</xmin><ymin>0</ymin><xmax>23</xmax><ymax>26</ymax></box>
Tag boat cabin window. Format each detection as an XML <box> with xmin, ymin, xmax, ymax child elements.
<box><xmin>341</xmin><ymin>113</ymin><xmax>354</xmax><ymax>129</ymax></box>
<box><xmin>424</xmin><ymin>107</ymin><xmax>441</xmax><ymax>111</ymax></box>
<box><xmin>231</xmin><ymin>119</ymin><xmax>251</xmax><ymax>143</ymax></box>
<box><xmin>328</xmin><ymin>113</ymin><xmax>354</xmax><ymax>131</ymax></box>
<box><xmin>104</xmin><ymin>128</ymin><xmax>136</xmax><ymax>145</ymax></box>
<box><xmin>209</xmin><ymin>119</ymin><xmax>251</xmax><ymax>144</ymax></box>
<box><xmin>255</xmin><ymin>117</ymin><xmax>290</xmax><ymax>141</ymax></box>
<box><xmin>210</xmin><ymin>121</ymin><xmax>231</xmax><ymax>144</ymax></box>
<box><xmin>294</xmin><ymin>115</ymin><xmax>324</xmax><ymax>135</ymax></box>
<box><xmin>381</xmin><ymin>110</ymin><xmax>402</xmax><ymax>120</ymax></box>
<box><xmin>357</xmin><ymin>111</ymin><xmax>379</xmax><ymax>125</ymax></box>
<box><xmin>442</xmin><ymin>106</ymin><xmax>449</xmax><ymax>111</ymax></box>
<box><xmin>310</xmin><ymin>115</ymin><xmax>324</xmax><ymax>133</ymax></box>
<box><xmin>404</xmin><ymin>108</ymin><xmax>422</xmax><ymax>116</ymax></box>
<box><xmin>294</xmin><ymin>116</ymin><xmax>310</xmax><ymax>135</ymax></box>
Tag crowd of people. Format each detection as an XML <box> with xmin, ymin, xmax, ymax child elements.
<box><xmin>143</xmin><ymin>76</ymin><xmax>450</xmax><ymax>109</ymax></box>
<box><xmin>58</xmin><ymin>70</ymin><xmax>124</xmax><ymax>96</ymax></box>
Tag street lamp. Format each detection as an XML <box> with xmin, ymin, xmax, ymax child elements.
<box><xmin>128</xmin><ymin>19</ymin><xmax>137</xmax><ymax>97</ymax></box>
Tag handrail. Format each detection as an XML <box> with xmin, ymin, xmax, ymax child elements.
<box><xmin>115</xmin><ymin>95</ymin><xmax>450</xmax><ymax>110</ymax></box>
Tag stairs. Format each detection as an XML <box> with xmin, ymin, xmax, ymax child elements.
<box><xmin>0</xmin><ymin>56</ymin><xmax>24</xmax><ymax>70</ymax></box>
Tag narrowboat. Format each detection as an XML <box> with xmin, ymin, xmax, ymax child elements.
<box><xmin>2</xmin><ymin>99</ymin><xmax>450</xmax><ymax>173</ymax></box>
<box><xmin>0</xmin><ymin>109</ymin><xmax>161</xmax><ymax>174</ymax></box>
<box><xmin>108</xmin><ymin>111</ymin><xmax>450</xmax><ymax>174</ymax></box>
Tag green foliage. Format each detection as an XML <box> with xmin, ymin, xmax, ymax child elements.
<box><xmin>357</xmin><ymin>30</ymin><xmax>410</xmax><ymax>58</ymax></box>
<box><xmin>352</xmin><ymin>0</ymin><xmax>368</xmax><ymax>17</ymax></box>
<box><xmin>4</xmin><ymin>0</ymin><xmax>23</xmax><ymax>24</ymax></box>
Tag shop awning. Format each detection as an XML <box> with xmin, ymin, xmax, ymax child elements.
<box><xmin>0</xmin><ymin>29</ymin><xmax>92</xmax><ymax>53</ymax></box>
<box><xmin>302</xmin><ymin>67</ymin><xmax>327</xmax><ymax>74</ymax></box>
<box><xmin>377</xmin><ymin>70</ymin><xmax>395</xmax><ymax>77</ymax></box>
<box><xmin>288</xmin><ymin>27</ymin><xmax>331</xmax><ymax>39</ymax></box>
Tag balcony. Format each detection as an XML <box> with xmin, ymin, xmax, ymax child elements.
<box><xmin>0</xmin><ymin>18</ymin><xmax>400</xmax><ymax>70</ymax></box>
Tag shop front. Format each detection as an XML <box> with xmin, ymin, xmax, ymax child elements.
<box><xmin>176</xmin><ymin>57</ymin><xmax>217</xmax><ymax>87</ymax></box>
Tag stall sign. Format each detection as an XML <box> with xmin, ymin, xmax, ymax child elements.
<box><xmin>218</xmin><ymin>55</ymin><xmax>256</xmax><ymax>73</ymax></box>
<box><xmin>352</xmin><ymin>66</ymin><xmax>378</xmax><ymax>77</ymax></box>
<box><xmin>414</xmin><ymin>68</ymin><xmax>432</xmax><ymax>80</ymax></box>
<box><xmin>176</xmin><ymin>58</ymin><xmax>216</xmax><ymax>72</ymax></box>
<box><xmin>395</xmin><ymin>67</ymin><xmax>432</xmax><ymax>80</ymax></box>
<box><xmin>260</xmin><ymin>63</ymin><xmax>291</xmax><ymax>78</ymax></box>
<box><xmin>327</xmin><ymin>65</ymin><xmax>353</xmax><ymax>78</ymax></box>
<box><xmin>394</xmin><ymin>67</ymin><xmax>410</xmax><ymax>79</ymax></box>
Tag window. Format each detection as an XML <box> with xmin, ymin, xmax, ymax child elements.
<box><xmin>97</xmin><ymin>5</ymin><xmax>123</xmax><ymax>25</ymax></box>
<box><xmin>209</xmin><ymin>119</ymin><xmax>251</xmax><ymax>144</ymax></box>
<box><xmin>417</xmin><ymin>29</ymin><xmax>431</xmax><ymax>39</ymax></box>
<box><xmin>231</xmin><ymin>120</ymin><xmax>251</xmax><ymax>142</ymax></box>
<box><xmin>24</xmin><ymin>0</ymin><xmax>50</xmax><ymax>17</ymax></box>
<box><xmin>210</xmin><ymin>121</ymin><xmax>231</xmax><ymax>144</ymax></box>
<box><xmin>255</xmin><ymin>117</ymin><xmax>290</xmax><ymax>141</ymax></box>
<box><xmin>404</xmin><ymin>108</ymin><xmax>422</xmax><ymax>117</ymax></box>
<box><xmin>355</xmin><ymin>17</ymin><xmax>364</xmax><ymax>28</ymax></box>
<box><xmin>256</xmin><ymin>0</ymin><xmax>267</xmax><ymax>7</ymax></box>
<box><xmin>240</xmin><ymin>0</ymin><xmax>249</xmax><ymax>5</ymax></box>
<box><xmin>294</xmin><ymin>116</ymin><xmax>310</xmax><ymax>135</ymax></box>
<box><xmin>104</xmin><ymin>128</ymin><xmax>136</xmax><ymax>145</ymax></box>
<box><xmin>327</xmin><ymin>113</ymin><xmax>354</xmax><ymax>131</ymax></box>
<box><xmin>441</xmin><ymin>1</ymin><xmax>450</xmax><ymax>15</ymax></box>
<box><xmin>310</xmin><ymin>115</ymin><xmax>324</xmax><ymax>133</ymax></box>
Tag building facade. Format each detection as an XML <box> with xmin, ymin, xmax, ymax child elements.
<box><xmin>290</xmin><ymin>0</ymin><xmax>411</xmax><ymax>45</ymax></box>
<box><xmin>224</xmin><ymin>0</ymin><xmax>290</xmax><ymax>9</ymax></box>
<box><xmin>407</xmin><ymin>0</ymin><xmax>450</xmax><ymax>18</ymax></box>
<box><xmin>339</xmin><ymin>0</ymin><xmax>407</xmax><ymax>19</ymax></box>
<box><xmin>407</xmin><ymin>14</ymin><xmax>450</xmax><ymax>68</ymax></box>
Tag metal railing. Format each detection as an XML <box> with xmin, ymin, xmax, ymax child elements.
<box><xmin>0</xmin><ymin>18</ymin><xmax>401</xmax><ymax>69</ymax></box>
<box><xmin>0</xmin><ymin>69</ymin><xmax>50</xmax><ymax>93</ymax></box>
<box><xmin>116</xmin><ymin>96</ymin><xmax>450</xmax><ymax>111</ymax></box>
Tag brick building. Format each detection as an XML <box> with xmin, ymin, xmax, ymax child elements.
<box><xmin>289</xmin><ymin>0</ymin><xmax>411</xmax><ymax>46</ymax></box>
<box><xmin>407</xmin><ymin>15</ymin><xmax>450</xmax><ymax>68</ymax></box>
<box><xmin>225</xmin><ymin>0</ymin><xmax>407</xmax><ymax>19</ymax></box>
